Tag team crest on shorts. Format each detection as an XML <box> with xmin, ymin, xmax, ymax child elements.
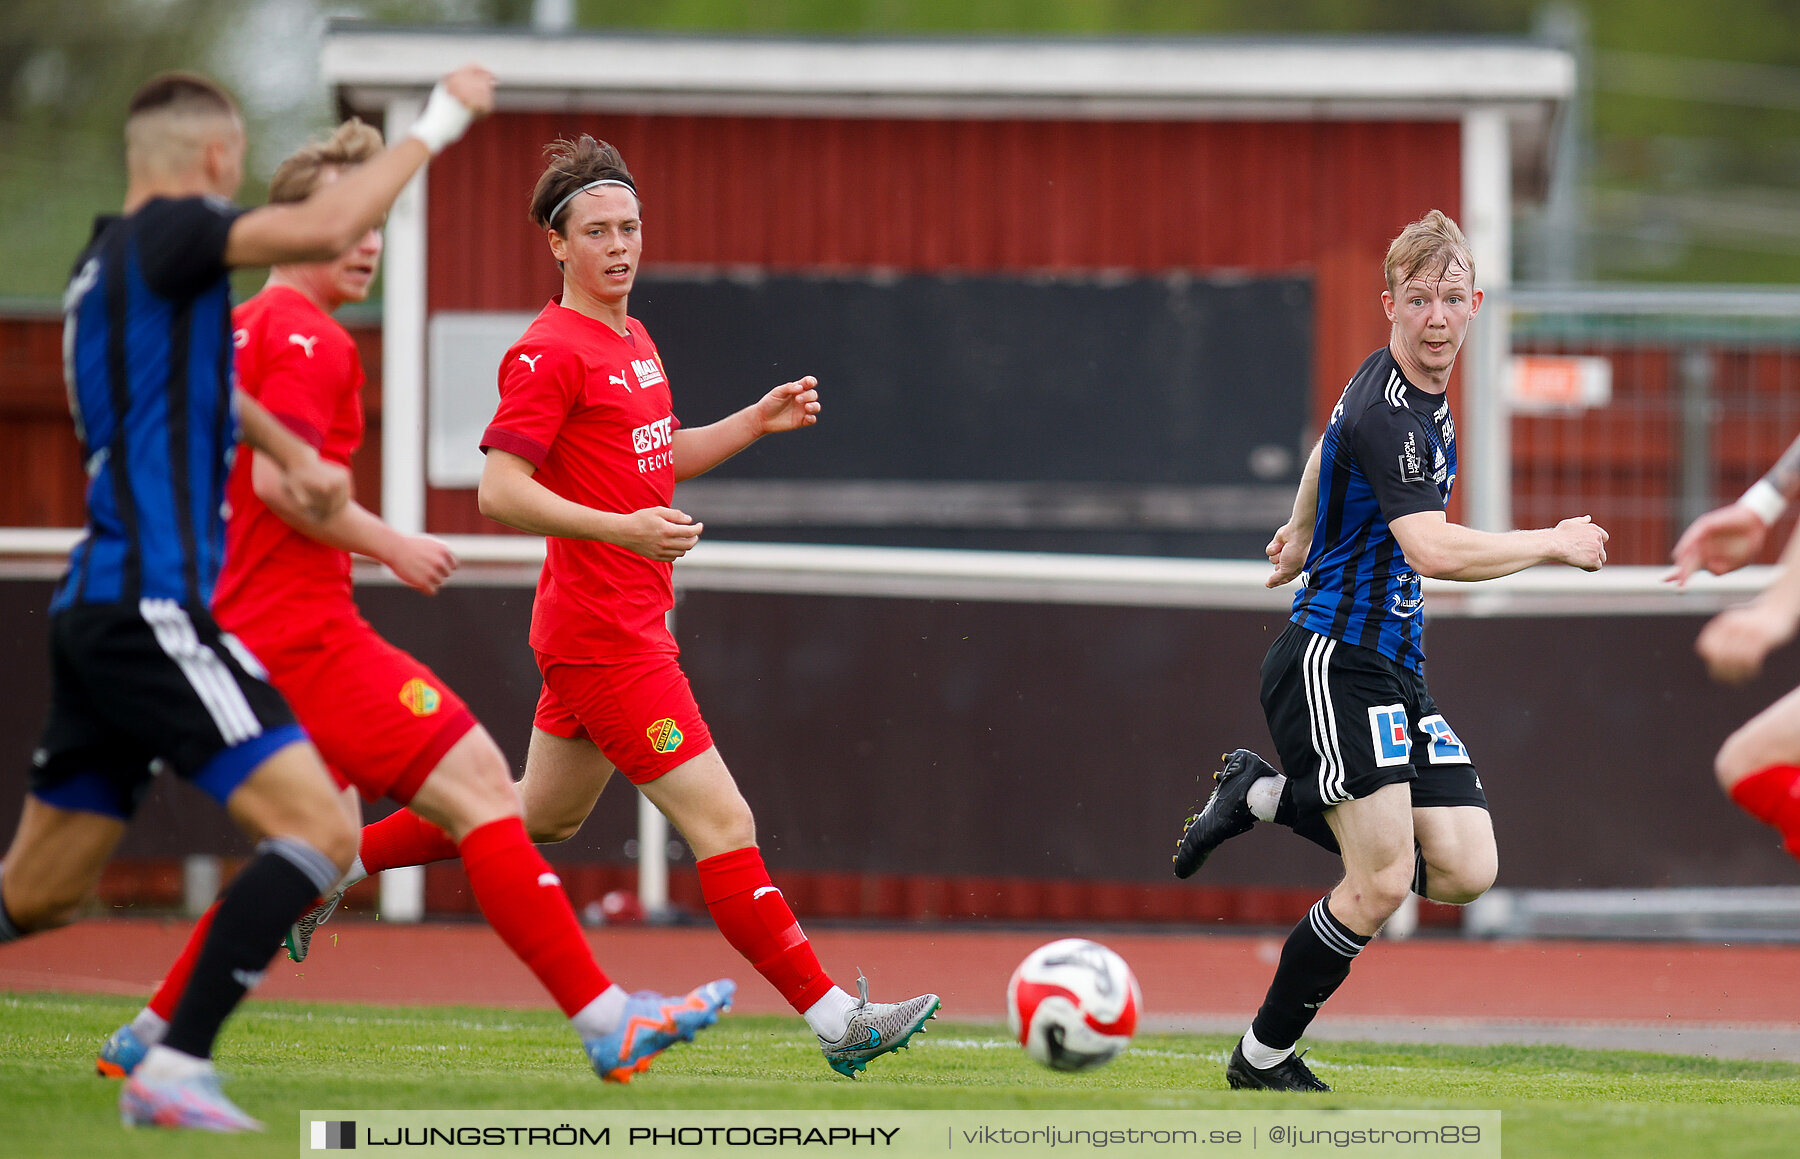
<box><xmin>646</xmin><ymin>717</ymin><xmax>684</xmax><ymax>754</ymax></box>
<box><xmin>398</xmin><ymin>678</ymin><xmax>442</xmax><ymax>717</ymax></box>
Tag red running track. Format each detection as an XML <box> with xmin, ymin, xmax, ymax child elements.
<box><xmin>5</xmin><ymin>918</ymin><xmax>1800</xmax><ymax>1030</ymax></box>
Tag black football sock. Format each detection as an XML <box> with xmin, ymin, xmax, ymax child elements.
<box><xmin>1249</xmin><ymin>895</ymin><xmax>1371</xmax><ymax>1053</ymax></box>
<box><xmin>161</xmin><ymin>837</ymin><xmax>337</xmax><ymax>1060</ymax></box>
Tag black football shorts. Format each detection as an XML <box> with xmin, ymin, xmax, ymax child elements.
<box><xmin>1261</xmin><ymin>622</ymin><xmax>1487</xmax><ymax>821</ymax></box>
<box><xmin>30</xmin><ymin>599</ymin><xmax>303</xmax><ymax>820</ymax></box>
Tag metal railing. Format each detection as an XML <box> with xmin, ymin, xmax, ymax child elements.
<box><xmin>1511</xmin><ymin>284</ymin><xmax>1800</xmax><ymax>566</ymax></box>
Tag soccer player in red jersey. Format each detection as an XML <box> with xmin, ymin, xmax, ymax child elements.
<box><xmin>309</xmin><ymin>135</ymin><xmax>939</xmax><ymax>1077</ymax></box>
<box><xmin>1671</xmin><ymin>432</ymin><xmax>1800</xmax><ymax>861</ymax></box>
<box><xmin>96</xmin><ymin>122</ymin><xmax>731</xmax><ymax>1087</ymax></box>
<box><xmin>10</xmin><ymin>63</ymin><xmax>487</xmax><ymax>1132</ymax></box>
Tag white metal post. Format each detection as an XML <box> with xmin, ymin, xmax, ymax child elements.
<box><xmin>378</xmin><ymin>95</ymin><xmax>428</xmax><ymax>923</ymax></box>
<box><xmin>381</xmin><ymin>96</ymin><xmax>428</xmax><ymax>538</ymax></box>
<box><xmin>1461</xmin><ymin>106</ymin><xmax>1513</xmax><ymax>533</ymax></box>
<box><xmin>635</xmin><ymin>611</ymin><xmax>675</xmax><ymax>918</ymax></box>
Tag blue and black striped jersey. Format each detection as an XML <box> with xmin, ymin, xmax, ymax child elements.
<box><xmin>54</xmin><ymin>196</ymin><xmax>244</xmax><ymax>612</ymax></box>
<box><xmin>1289</xmin><ymin>347</ymin><xmax>1457</xmax><ymax>670</ymax></box>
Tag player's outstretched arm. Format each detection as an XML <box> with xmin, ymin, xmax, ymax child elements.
<box><xmin>1265</xmin><ymin>439</ymin><xmax>1321</xmax><ymax>588</ymax></box>
<box><xmin>479</xmin><ymin>448</ymin><xmax>702</xmax><ymax>562</ymax></box>
<box><xmin>1697</xmin><ymin>510</ymin><xmax>1800</xmax><ymax>683</ymax></box>
<box><xmin>247</xmin><ymin>452</ymin><xmax>457</xmax><ymax>594</ymax></box>
<box><xmin>1669</xmin><ymin>429</ymin><xmax>1800</xmax><ymax>584</ymax></box>
<box><xmin>1388</xmin><ymin>511</ymin><xmax>1608</xmax><ymax>582</ymax></box>
<box><xmin>224</xmin><ymin>65</ymin><xmax>495</xmax><ymax>269</ymax></box>
<box><xmin>1669</xmin><ymin>504</ymin><xmax>1771</xmax><ymax>586</ymax></box>
<box><xmin>235</xmin><ymin>391</ymin><xmax>348</xmax><ymax>522</ymax></box>
<box><xmin>672</xmin><ymin>376</ymin><xmax>819</xmax><ymax>482</ymax></box>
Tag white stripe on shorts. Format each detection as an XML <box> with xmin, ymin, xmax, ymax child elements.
<box><xmin>1303</xmin><ymin>632</ymin><xmax>1349</xmax><ymax>805</ymax></box>
<box><xmin>139</xmin><ymin>598</ymin><xmax>262</xmax><ymax>746</ymax></box>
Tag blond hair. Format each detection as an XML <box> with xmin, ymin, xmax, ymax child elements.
<box><xmin>1383</xmin><ymin>210</ymin><xmax>1474</xmax><ymax>292</ymax></box>
<box><xmin>268</xmin><ymin>118</ymin><xmax>384</xmax><ymax>204</ymax></box>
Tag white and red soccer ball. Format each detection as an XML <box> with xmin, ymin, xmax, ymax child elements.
<box><xmin>1007</xmin><ymin>938</ymin><xmax>1141</xmax><ymax>1071</ymax></box>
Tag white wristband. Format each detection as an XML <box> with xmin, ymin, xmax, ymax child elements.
<box><xmin>1741</xmin><ymin>478</ymin><xmax>1787</xmax><ymax>526</ymax></box>
<box><xmin>407</xmin><ymin>83</ymin><xmax>474</xmax><ymax>155</ymax></box>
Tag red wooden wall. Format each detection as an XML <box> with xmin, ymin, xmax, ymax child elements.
<box><xmin>0</xmin><ymin>316</ymin><xmax>386</xmax><ymax>528</ymax></box>
<box><xmin>422</xmin><ymin>112</ymin><xmax>1461</xmax><ymax>531</ymax></box>
<box><xmin>3</xmin><ymin>114</ymin><xmax>1466</xmax><ymax>539</ymax></box>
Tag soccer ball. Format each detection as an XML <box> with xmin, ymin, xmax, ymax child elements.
<box><xmin>1007</xmin><ymin>938</ymin><xmax>1141</xmax><ymax>1071</ymax></box>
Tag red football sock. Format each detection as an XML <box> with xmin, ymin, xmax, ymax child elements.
<box><xmin>1730</xmin><ymin>764</ymin><xmax>1800</xmax><ymax>858</ymax></box>
<box><xmin>459</xmin><ymin>817</ymin><xmax>609</xmax><ymax>1018</ymax></box>
<box><xmin>361</xmin><ymin>809</ymin><xmax>460</xmax><ymax>874</ymax></box>
<box><xmin>697</xmin><ymin>846</ymin><xmax>834</xmax><ymax>1013</ymax></box>
<box><xmin>146</xmin><ymin>902</ymin><xmax>218</xmax><ymax>1021</ymax></box>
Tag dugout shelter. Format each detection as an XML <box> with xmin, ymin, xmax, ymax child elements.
<box><xmin>322</xmin><ymin>25</ymin><xmax>1573</xmax><ymax>549</ymax></box>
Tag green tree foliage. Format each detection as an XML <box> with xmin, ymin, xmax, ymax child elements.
<box><xmin>9</xmin><ymin>0</ymin><xmax>1800</xmax><ymax>299</ymax></box>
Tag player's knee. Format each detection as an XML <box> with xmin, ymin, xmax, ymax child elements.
<box><xmin>523</xmin><ymin>806</ymin><xmax>582</xmax><ymax>844</ymax></box>
<box><xmin>1344</xmin><ymin>863</ymin><xmax>1413</xmax><ymax>923</ymax></box>
<box><xmin>1423</xmin><ymin>841</ymin><xmax>1498</xmax><ymax>906</ymax></box>
<box><xmin>1430</xmin><ymin>862</ymin><xmax>1497</xmax><ymax>906</ymax></box>
<box><xmin>680</xmin><ymin>802</ymin><xmax>756</xmax><ymax>860</ymax></box>
<box><xmin>711</xmin><ymin>800</ymin><xmax>757</xmax><ymax>852</ymax></box>
<box><xmin>1713</xmin><ymin>736</ymin><xmax>1753</xmax><ymax>794</ymax></box>
<box><xmin>300</xmin><ymin>810</ymin><xmax>358</xmax><ymax>872</ymax></box>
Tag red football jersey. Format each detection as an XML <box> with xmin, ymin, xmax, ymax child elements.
<box><xmin>481</xmin><ymin>300</ymin><xmax>682</xmax><ymax>660</ymax></box>
<box><xmin>213</xmin><ymin>284</ymin><xmax>363</xmax><ymax>651</ymax></box>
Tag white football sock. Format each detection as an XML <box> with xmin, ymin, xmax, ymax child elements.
<box><xmin>134</xmin><ymin>1044</ymin><xmax>213</xmax><ymax>1083</ymax></box>
<box><xmin>803</xmin><ymin>986</ymin><xmax>859</xmax><ymax>1041</ymax></box>
<box><xmin>1247</xmin><ymin>775</ymin><xmax>1287</xmax><ymax>823</ymax></box>
<box><xmin>128</xmin><ymin>1007</ymin><xmax>169</xmax><ymax>1045</ymax></box>
<box><xmin>1240</xmin><ymin>1026</ymin><xmax>1294</xmax><ymax>1070</ymax></box>
<box><xmin>571</xmin><ymin>984</ymin><xmax>628</xmax><ymax>1040</ymax></box>
<box><xmin>336</xmin><ymin>857</ymin><xmax>367</xmax><ymax>892</ymax></box>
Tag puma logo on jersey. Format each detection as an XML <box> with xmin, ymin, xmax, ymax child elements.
<box><xmin>538</xmin><ymin>872</ymin><xmax>562</xmax><ymax>888</ymax></box>
<box><xmin>517</xmin><ymin>353</ymin><xmax>543</xmax><ymax>372</ymax></box>
<box><xmin>631</xmin><ymin>357</ymin><xmax>666</xmax><ymax>388</ymax></box>
<box><xmin>288</xmin><ymin>333</ymin><xmax>319</xmax><ymax>358</ymax></box>
<box><xmin>609</xmin><ymin>371</ymin><xmax>629</xmax><ymax>391</ymax></box>
<box><xmin>753</xmin><ymin>886</ymin><xmax>781</xmax><ymax>901</ymax></box>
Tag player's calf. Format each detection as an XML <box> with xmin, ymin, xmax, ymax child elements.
<box><xmin>0</xmin><ymin>879</ymin><xmax>88</xmax><ymax>935</ymax></box>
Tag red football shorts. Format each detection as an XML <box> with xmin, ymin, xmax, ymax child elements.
<box><xmin>534</xmin><ymin>651</ymin><xmax>713</xmax><ymax>784</ymax></box>
<box><xmin>252</xmin><ymin>618</ymin><xmax>476</xmax><ymax>805</ymax></box>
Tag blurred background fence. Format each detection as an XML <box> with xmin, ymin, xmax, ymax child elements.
<box><xmin>1510</xmin><ymin>285</ymin><xmax>1800</xmax><ymax>563</ymax></box>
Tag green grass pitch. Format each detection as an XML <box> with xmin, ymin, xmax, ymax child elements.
<box><xmin>3</xmin><ymin>991</ymin><xmax>1797</xmax><ymax>1158</ymax></box>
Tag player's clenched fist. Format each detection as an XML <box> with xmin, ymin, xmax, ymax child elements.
<box><xmin>389</xmin><ymin>534</ymin><xmax>458</xmax><ymax>595</ymax></box>
<box><xmin>1264</xmin><ymin>522</ymin><xmax>1310</xmax><ymax>588</ymax></box>
<box><xmin>442</xmin><ymin>65</ymin><xmax>496</xmax><ymax>118</ymax></box>
<box><xmin>1698</xmin><ymin>602</ymin><xmax>1798</xmax><ymax>684</ymax></box>
<box><xmin>1554</xmin><ymin>515</ymin><xmax>1609</xmax><ymax>571</ymax></box>
<box><xmin>618</xmin><ymin>506</ymin><xmax>703</xmax><ymax>562</ymax></box>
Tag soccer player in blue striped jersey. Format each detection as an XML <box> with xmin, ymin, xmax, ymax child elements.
<box><xmin>0</xmin><ymin>65</ymin><xmax>492</xmax><ymax>1131</ymax></box>
<box><xmin>1171</xmin><ymin>210</ymin><xmax>1609</xmax><ymax>1092</ymax></box>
